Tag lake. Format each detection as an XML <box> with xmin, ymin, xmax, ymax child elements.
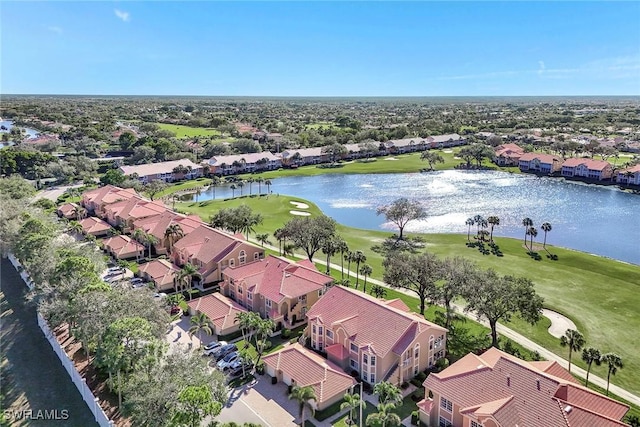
<box><xmin>0</xmin><ymin>120</ymin><xmax>41</xmax><ymax>148</ymax></box>
<box><xmin>190</xmin><ymin>170</ymin><xmax>640</xmax><ymax>265</ymax></box>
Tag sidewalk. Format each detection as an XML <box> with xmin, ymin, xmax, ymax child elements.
<box><xmin>249</xmin><ymin>237</ymin><xmax>640</xmax><ymax>408</ymax></box>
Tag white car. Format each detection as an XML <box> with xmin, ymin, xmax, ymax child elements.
<box><xmin>217</xmin><ymin>352</ymin><xmax>240</xmax><ymax>370</ymax></box>
<box><xmin>203</xmin><ymin>341</ymin><xmax>227</xmax><ymax>356</ymax></box>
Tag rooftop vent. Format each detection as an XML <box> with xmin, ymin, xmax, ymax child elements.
<box><xmin>536</xmin><ymin>379</ymin><xmax>541</xmax><ymax>391</ymax></box>
<box><xmin>564</xmin><ymin>406</ymin><xmax>573</xmax><ymax>414</ymax></box>
<box><xmin>507</xmin><ymin>375</ymin><xmax>511</xmax><ymax>387</ymax></box>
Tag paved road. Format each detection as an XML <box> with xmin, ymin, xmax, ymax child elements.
<box><xmin>250</xmin><ymin>238</ymin><xmax>640</xmax><ymax>408</ymax></box>
<box><xmin>1</xmin><ymin>258</ymin><xmax>97</xmax><ymax>426</ymax></box>
<box><xmin>36</xmin><ymin>184</ymin><xmax>84</xmax><ymax>202</ymax></box>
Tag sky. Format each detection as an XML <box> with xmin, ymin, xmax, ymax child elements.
<box><xmin>1</xmin><ymin>1</ymin><xmax>639</xmax><ymax>96</ymax></box>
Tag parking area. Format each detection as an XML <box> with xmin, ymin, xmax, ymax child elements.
<box><xmin>165</xmin><ymin>315</ymin><xmax>203</xmax><ymax>354</ymax></box>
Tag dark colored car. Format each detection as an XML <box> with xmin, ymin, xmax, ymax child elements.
<box><xmin>214</xmin><ymin>344</ymin><xmax>238</xmax><ymax>361</ymax></box>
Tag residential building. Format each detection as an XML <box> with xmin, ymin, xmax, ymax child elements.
<box><xmin>81</xmin><ymin>185</ymin><xmax>138</xmax><ymax>217</ymax></box>
<box><xmin>384</xmin><ymin>137</ymin><xmax>430</xmax><ymax>154</ymax></box>
<box><xmin>561</xmin><ymin>158</ymin><xmax>614</xmax><ymax>181</ymax></box>
<box><xmin>419</xmin><ymin>347</ymin><xmax>629</xmax><ymax>427</ymax></box>
<box><xmin>220</xmin><ymin>255</ymin><xmax>332</xmax><ymax>328</ymax></box>
<box><xmin>518</xmin><ymin>153</ymin><xmax>563</xmax><ymax>174</ymax></box>
<box><xmin>119</xmin><ymin>158</ymin><xmax>203</xmax><ymax>183</ymax></box>
<box><xmin>263</xmin><ymin>343</ymin><xmax>357</xmax><ymax>411</ymax></box>
<box><xmin>187</xmin><ymin>293</ymin><xmax>248</xmax><ymax>337</ymax></box>
<box><xmin>102</xmin><ymin>196</ymin><xmax>168</xmax><ymax>232</ymax></box>
<box><xmin>132</xmin><ymin>210</ymin><xmax>203</xmax><ymax>255</ymax></box>
<box><xmin>206</xmin><ymin>151</ymin><xmax>281</xmax><ymax>175</ymax></box>
<box><xmin>494</xmin><ymin>143</ymin><xmax>525</xmax><ymax>166</ymax></box>
<box><xmin>306</xmin><ymin>286</ymin><xmax>447</xmax><ymax>386</ymax></box>
<box><xmin>280</xmin><ymin>147</ymin><xmax>327</xmax><ymax>166</ymax></box>
<box><xmin>427</xmin><ymin>134</ymin><xmax>467</xmax><ymax>148</ymax></box>
<box><xmin>57</xmin><ymin>202</ymin><xmax>80</xmax><ymax>220</ymax></box>
<box><xmin>102</xmin><ymin>235</ymin><xmax>145</xmax><ymax>260</ymax></box>
<box><xmin>617</xmin><ymin>164</ymin><xmax>640</xmax><ymax>186</ymax></box>
<box><xmin>138</xmin><ymin>259</ymin><xmax>180</xmax><ymax>292</ymax></box>
<box><xmin>79</xmin><ymin>217</ymin><xmax>112</xmax><ymax>237</ymax></box>
<box><xmin>171</xmin><ymin>224</ymin><xmax>264</xmax><ymax>286</ymax></box>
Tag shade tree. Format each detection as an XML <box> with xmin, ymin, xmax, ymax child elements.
<box><xmin>376</xmin><ymin>198</ymin><xmax>427</xmax><ymax>241</ymax></box>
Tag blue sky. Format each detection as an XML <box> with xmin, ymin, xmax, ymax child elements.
<box><xmin>2</xmin><ymin>1</ymin><xmax>639</xmax><ymax>96</ymax></box>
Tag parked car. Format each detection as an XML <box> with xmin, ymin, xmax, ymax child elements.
<box><xmin>169</xmin><ymin>305</ymin><xmax>182</xmax><ymax>315</ymax></box>
<box><xmin>217</xmin><ymin>352</ymin><xmax>240</xmax><ymax>370</ymax></box>
<box><xmin>107</xmin><ymin>266</ymin><xmax>122</xmax><ymax>273</ymax></box>
<box><xmin>203</xmin><ymin>340</ymin><xmax>227</xmax><ymax>356</ymax></box>
<box><xmin>130</xmin><ymin>277</ymin><xmax>144</xmax><ymax>284</ymax></box>
<box><xmin>214</xmin><ymin>344</ymin><xmax>238</xmax><ymax>361</ymax></box>
<box><xmin>223</xmin><ymin>359</ymin><xmax>249</xmax><ymax>373</ymax></box>
<box><xmin>226</xmin><ymin>363</ymin><xmax>250</xmax><ymax>380</ymax></box>
<box><xmin>153</xmin><ymin>292</ymin><xmax>168</xmax><ymax>299</ymax></box>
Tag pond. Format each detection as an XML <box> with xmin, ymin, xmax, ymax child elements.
<box><xmin>0</xmin><ymin>120</ymin><xmax>41</xmax><ymax>148</ymax></box>
<box><xmin>189</xmin><ymin>170</ymin><xmax>640</xmax><ymax>265</ymax></box>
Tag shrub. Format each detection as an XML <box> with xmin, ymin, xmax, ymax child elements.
<box><xmin>411</xmin><ymin>410</ymin><xmax>420</xmax><ymax>425</ymax></box>
<box><xmin>282</xmin><ymin>329</ymin><xmax>291</xmax><ymax>339</ymax></box>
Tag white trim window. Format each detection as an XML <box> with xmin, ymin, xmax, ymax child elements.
<box><xmin>254</xmin><ymin>252</ymin><xmax>260</xmax><ymax>260</ymax></box>
<box><xmin>265</xmin><ymin>299</ymin><xmax>272</xmax><ymax>308</ymax></box>
<box><xmin>350</xmin><ymin>359</ymin><xmax>359</xmax><ymax>370</ymax></box>
<box><xmin>350</xmin><ymin>343</ymin><xmax>358</xmax><ymax>353</ymax></box>
<box><xmin>470</xmin><ymin>421</ymin><xmax>482</xmax><ymax>427</ymax></box>
<box><xmin>326</xmin><ymin>330</ymin><xmax>333</xmax><ymax>340</ymax></box>
<box><xmin>438</xmin><ymin>417</ymin><xmax>452</xmax><ymax>427</ymax></box>
<box><xmin>440</xmin><ymin>397</ymin><xmax>452</xmax><ymax>413</ymax></box>
<box><xmin>239</xmin><ymin>250</ymin><xmax>246</xmax><ymax>265</ymax></box>
<box><xmin>229</xmin><ymin>259</ymin><xmax>235</xmax><ymax>267</ymax></box>
<box><xmin>247</xmin><ymin>292</ymin><xmax>252</xmax><ymax>301</ymax></box>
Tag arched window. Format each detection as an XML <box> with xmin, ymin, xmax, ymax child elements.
<box><xmin>429</xmin><ymin>335</ymin><xmax>434</xmax><ymax>351</ymax></box>
<box><xmin>414</xmin><ymin>343</ymin><xmax>420</xmax><ymax>359</ymax></box>
<box><xmin>239</xmin><ymin>250</ymin><xmax>246</xmax><ymax>265</ymax></box>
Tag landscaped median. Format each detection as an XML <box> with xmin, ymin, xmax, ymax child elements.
<box><xmin>176</xmin><ymin>193</ymin><xmax>640</xmax><ymax>398</ymax></box>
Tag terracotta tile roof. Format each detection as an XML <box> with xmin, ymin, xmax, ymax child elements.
<box><xmin>107</xmin><ymin>196</ymin><xmax>168</xmax><ymax>223</ymax></box>
<box><xmin>384</xmin><ymin>298</ymin><xmax>411</xmax><ymax>312</ymax></box>
<box><xmin>57</xmin><ymin>202</ymin><xmax>79</xmax><ymax>218</ymax></box>
<box><xmin>223</xmin><ymin>255</ymin><xmax>332</xmax><ymax>304</ymax></box>
<box><xmin>495</xmin><ymin>143</ymin><xmax>525</xmax><ymax>157</ymax></box>
<box><xmin>133</xmin><ymin>210</ymin><xmax>204</xmax><ymax>240</ymax></box>
<box><xmin>120</xmin><ymin>158</ymin><xmax>202</xmax><ymax>177</ymax></box>
<box><xmin>262</xmin><ymin>343</ymin><xmax>356</xmax><ymax>405</ymax></box>
<box><xmin>519</xmin><ymin>152</ymin><xmax>562</xmax><ymax>164</ymax></box>
<box><xmin>620</xmin><ymin>164</ymin><xmax>640</xmax><ymax>174</ymax></box>
<box><xmin>138</xmin><ymin>259</ymin><xmax>180</xmax><ymax>288</ymax></box>
<box><xmin>174</xmin><ymin>224</ymin><xmax>242</xmax><ymax>264</ymax></box>
<box><xmin>82</xmin><ymin>185</ymin><xmax>138</xmax><ymax>207</ymax></box>
<box><xmin>307</xmin><ymin>286</ymin><xmax>446</xmax><ymax>358</ymax></box>
<box><xmin>187</xmin><ymin>293</ymin><xmax>248</xmax><ymax>334</ymax></box>
<box><xmin>103</xmin><ymin>235</ymin><xmax>144</xmax><ymax>257</ymax></box>
<box><xmin>562</xmin><ymin>158</ymin><xmax>612</xmax><ymax>171</ymax></box>
<box><xmin>529</xmin><ymin>361</ymin><xmax>580</xmax><ymax>384</ymax></box>
<box><xmin>80</xmin><ymin>217</ymin><xmax>112</xmax><ymax>234</ymax></box>
<box><xmin>326</xmin><ymin>343</ymin><xmax>349</xmax><ymax>360</ymax></box>
<box><xmin>423</xmin><ymin>347</ymin><xmax>629</xmax><ymax>427</ymax></box>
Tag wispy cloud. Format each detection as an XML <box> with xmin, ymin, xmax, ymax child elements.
<box><xmin>47</xmin><ymin>26</ymin><xmax>63</xmax><ymax>34</ymax></box>
<box><xmin>114</xmin><ymin>9</ymin><xmax>130</xmax><ymax>22</ymax></box>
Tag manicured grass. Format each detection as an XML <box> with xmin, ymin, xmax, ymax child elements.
<box><xmin>154</xmin><ymin>177</ymin><xmax>211</xmax><ymax>199</ymax></box>
<box><xmin>177</xmin><ymin>194</ymin><xmax>640</xmax><ymax>395</ymax></box>
<box><xmin>154</xmin><ymin>122</ymin><xmax>221</xmax><ymax>138</ymax></box>
<box><xmin>332</xmin><ymin>401</ymin><xmax>377</xmax><ymax>427</ymax></box>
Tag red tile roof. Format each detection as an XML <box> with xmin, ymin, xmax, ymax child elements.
<box><xmin>79</xmin><ymin>217</ymin><xmax>112</xmax><ymax>234</ymax></box>
<box><xmin>133</xmin><ymin>210</ymin><xmax>203</xmax><ymax>241</ymax></box>
<box><xmin>138</xmin><ymin>259</ymin><xmax>180</xmax><ymax>288</ymax></box>
<box><xmin>83</xmin><ymin>185</ymin><xmax>138</xmax><ymax>207</ymax></box>
<box><xmin>173</xmin><ymin>224</ymin><xmax>242</xmax><ymax>265</ymax></box>
<box><xmin>620</xmin><ymin>164</ymin><xmax>640</xmax><ymax>174</ymax></box>
<box><xmin>495</xmin><ymin>143</ymin><xmax>525</xmax><ymax>157</ymax></box>
<box><xmin>307</xmin><ymin>286</ymin><xmax>446</xmax><ymax>358</ymax></box>
<box><xmin>187</xmin><ymin>293</ymin><xmax>248</xmax><ymax>334</ymax></box>
<box><xmin>223</xmin><ymin>255</ymin><xmax>332</xmax><ymax>304</ymax></box>
<box><xmin>562</xmin><ymin>158</ymin><xmax>612</xmax><ymax>171</ymax></box>
<box><xmin>103</xmin><ymin>235</ymin><xmax>145</xmax><ymax>257</ymax></box>
<box><xmin>423</xmin><ymin>347</ymin><xmax>629</xmax><ymax>427</ymax></box>
<box><xmin>262</xmin><ymin>343</ymin><xmax>356</xmax><ymax>405</ymax></box>
<box><xmin>57</xmin><ymin>202</ymin><xmax>79</xmax><ymax>218</ymax></box>
<box><xmin>519</xmin><ymin>152</ymin><xmax>562</xmax><ymax>164</ymax></box>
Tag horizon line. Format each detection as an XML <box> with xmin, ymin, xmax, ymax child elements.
<box><xmin>2</xmin><ymin>94</ymin><xmax>640</xmax><ymax>98</ymax></box>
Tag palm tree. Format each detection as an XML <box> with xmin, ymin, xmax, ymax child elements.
<box><xmin>487</xmin><ymin>216</ymin><xmax>500</xmax><ymax>242</ymax></box>
<box><xmin>371</xmin><ymin>284</ymin><xmax>387</xmax><ymax>298</ymax></box>
<box><xmin>273</xmin><ymin>228</ymin><xmax>285</xmax><ymax>255</ymax></box>
<box><xmin>353</xmin><ymin>251</ymin><xmax>367</xmax><ymax>289</ymax></box>
<box><xmin>522</xmin><ymin>217</ymin><xmax>533</xmax><ymax>248</ymax></box>
<box><xmin>230</xmin><ymin>184</ymin><xmax>237</xmax><ymax>198</ymax></box>
<box><xmin>581</xmin><ymin>347</ymin><xmax>601</xmax><ymax>387</ymax></box>
<box><xmin>164</xmin><ymin>223</ymin><xmax>184</xmax><ymax>254</ymax></box>
<box><xmin>479</xmin><ymin>218</ymin><xmax>489</xmax><ymax>241</ymax></box>
<box><xmin>235</xmin><ymin>311</ymin><xmax>258</xmax><ymax>345</ymax></box>
<box><xmin>359</xmin><ymin>264</ymin><xmax>372</xmax><ymax>293</ymax></box>
<box><xmin>373</xmin><ymin>382</ymin><xmax>403</xmax><ymax>406</ymax></box>
<box><xmin>257</xmin><ymin>177</ymin><xmax>265</xmax><ymax>195</ymax></box>
<box><xmin>175</xmin><ymin>263</ymin><xmax>200</xmax><ymax>299</ymax></box>
<box><xmin>560</xmin><ymin>329</ymin><xmax>585</xmax><ymax>373</ymax></box>
<box><xmin>256</xmin><ymin>233</ymin><xmax>270</xmax><ymax>247</ymax></box>
<box><xmin>194</xmin><ymin>187</ymin><xmax>202</xmax><ymax>203</ymax></box>
<box><xmin>465</xmin><ymin>218</ymin><xmax>474</xmax><ymax>242</ymax></box>
<box><xmin>188</xmin><ymin>312</ymin><xmax>213</xmax><ymax>348</ymax></box>
<box><xmin>335</xmin><ymin>238</ymin><xmax>349</xmax><ymax>279</ymax></box>
<box><xmin>366</xmin><ymin>402</ymin><xmax>402</xmax><ymax>427</ymax></box>
<box><xmin>145</xmin><ymin>233</ymin><xmax>158</xmax><ymax>259</ymax></box>
<box><xmin>211</xmin><ymin>176</ymin><xmax>221</xmax><ymax>200</ymax></box>
<box><xmin>344</xmin><ymin>251</ymin><xmax>354</xmax><ymax>281</ymax></box>
<box><xmin>237</xmin><ymin>181</ymin><xmax>245</xmax><ymax>196</ymax></box>
<box><xmin>601</xmin><ymin>353</ymin><xmax>623</xmax><ymax>396</ymax></box>
<box><xmin>473</xmin><ymin>214</ymin><xmax>484</xmax><ymax>238</ymax></box>
<box><xmin>247</xmin><ymin>177</ymin><xmax>254</xmax><ymax>195</ymax></box>
<box><xmin>265</xmin><ymin>179</ymin><xmax>272</xmax><ymax>194</ymax></box>
<box><xmin>67</xmin><ymin>220</ymin><xmax>83</xmax><ymax>235</ymax></box>
<box><xmin>72</xmin><ymin>206</ymin><xmax>87</xmax><ymax>220</ymax></box>
<box><xmin>526</xmin><ymin>226</ymin><xmax>538</xmax><ymax>251</ymax></box>
<box><xmin>340</xmin><ymin>391</ymin><xmax>364</xmax><ymax>426</ymax></box>
<box><xmin>541</xmin><ymin>222</ymin><xmax>552</xmax><ymax>249</ymax></box>
<box><xmin>289</xmin><ymin>385</ymin><xmax>317</xmax><ymax>426</ymax></box>
<box><xmin>321</xmin><ymin>238</ymin><xmax>338</xmax><ymax>275</ymax></box>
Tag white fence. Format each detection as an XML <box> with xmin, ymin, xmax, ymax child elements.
<box><xmin>8</xmin><ymin>253</ymin><xmax>114</xmax><ymax>427</ymax></box>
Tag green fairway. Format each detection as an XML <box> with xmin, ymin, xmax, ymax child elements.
<box><xmin>154</xmin><ymin>122</ymin><xmax>221</xmax><ymax>138</ymax></box>
<box><xmin>176</xmin><ymin>194</ymin><xmax>640</xmax><ymax>395</ymax></box>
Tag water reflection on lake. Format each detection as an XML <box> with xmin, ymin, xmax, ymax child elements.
<box><xmin>191</xmin><ymin>170</ymin><xmax>640</xmax><ymax>264</ymax></box>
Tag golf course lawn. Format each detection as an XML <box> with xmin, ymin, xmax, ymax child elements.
<box><xmin>154</xmin><ymin>122</ymin><xmax>222</xmax><ymax>138</ymax></box>
<box><xmin>176</xmin><ymin>193</ymin><xmax>640</xmax><ymax>396</ymax></box>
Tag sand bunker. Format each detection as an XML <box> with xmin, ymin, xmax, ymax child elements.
<box><xmin>290</xmin><ymin>210</ymin><xmax>311</xmax><ymax>216</ymax></box>
<box><xmin>542</xmin><ymin>309</ymin><xmax>577</xmax><ymax>338</ymax></box>
<box><xmin>289</xmin><ymin>201</ymin><xmax>309</xmax><ymax>209</ymax></box>
<box><xmin>443</xmin><ymin>149</ymin><xmax>453</xmax><ymax>153</ymax></box>
<box><xmin>385</xmin><ymin>157</ymin><xmax>399</xmax><ymax>161</ymax></box>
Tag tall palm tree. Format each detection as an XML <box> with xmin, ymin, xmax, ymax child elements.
<box><xmin>257</xmin><ymin>177</ymin><xmax>265</xmax><ymax>195</ymax></box>
<box><xmin>522</xmin><ymin>217</ymin><xmax>533</xmax><ymax>247</ymax></box>
<box><xmin>321</xmin><ymin>238</ymin><xmax>338</xmax><ymax>275</ymax></box>
<box><xmin>487</xmin><ymin>216</ymin><xmax>500</xmax><ymax>243</ymax></box>
<box><xmin>235</xmin><ymin>311</ymin><xmax>257</xmax><ymax>345</ymax></box>
<box><xmin>473</xmin><ymin>214</ymin><xmax>484</xmax><ymax>238</ymax></box>
<box><xmin>289</xmin><ymin>385</ymin><xmax>317</xmax><ymax>426</ymax></box>
<box><xmin>527</xmin><ymin>226</ymin><xmax>538</xmax><ymax>251</ymax></box>
<box><xmin>465</xmin><ymin>218</ymin><xmax>474</xmax><ymax>242</ymax></box>
<box><xmin>175</xmin><ymin>263</ymin><xmax>200</xmax><ymax>299</ymax></box>
<box><xmin>164</xmin><ymin>223</ymin><xmax>184</xmax><ymax>254</ymax></box>
<box><xmin>230</xmin><ymin>184</ymin><xmax>237</xmax><ymax>198</ymax></box>
<box><xmin>334</xmin><ymin>238</ymin><xmax>349</xmax><ymax>279</ymax></box>
<box><xmin>67</xmin><ymin>220</ymin><xmax>83</xmax><ymax>235</ymax></box>
<box><xmin>256</xmin><ymin>233</ymin><xmax>270</xmax><ymax>247</ymax></box>
<box><xmin>237</xmin><ymin>181</ymin><xmax>245</xmax><ymax>196</ymax></box>
<box><xmin>601</xmin><ymin>353</ymin><xmax>623</xmax><ymax>396</ymax></box>
<box><xmin>366</xmin><ymin>402</ymin><xmax>402</xmax><ymax>427</ymax></box>
<box><xmin>541</xmin><ymin>222</ymin><xmax>552</xmax><ymax>249</ymax></box>
<box><xmin>560</xmin><ymin>329</ymin><xmax>585</xmax><ymax>373</ymax></box>
<box><xmin>145</xmin><ymin>233</ymin><xmax>158</xmax><ymax>259</ymax></box>
<box><xmin>211</xmin><ymin>176</ymin><xmax>221</xmax><ymax>200</ymax></box>
<box><xmin>340</xmin><ymin>391</ymin><xmax>364</xmax><ymax>427</ymax></box>
<box><xmin>359</xmin><ymin>264</ymin><xmax>372</xmax><ymax>293</ymax></box>
<box><xmin>194</xmin><ymin>187</ymin><xmax>202</xmax><ymax>203</ymax></box>
<box><xmin>581</xmin><ymin>347</ymin><xmax>601</xmax><ymax>387</ymax></box>
<box><xmin>247</xmin><ymin>177</ymin><xmax>254</xmax><ymax>195</ymax></box>
<box><xmin>344</xmin><ymin>251</ymin><xmax>354</xmax><ymax>281</ymax></box>
<box><xmin>353</xmin><ymin>251</ymin><xmax>367</xmax><ymax>289</ymax></box>
<box><xmin>371</xmin><ymin>284</ymin><xmax>387</xmax><ymax>298</ymax></box>
<box><xmin>188</xmin><ymin>312</ymin><xmax>213</xmax><ymax>348</ymax></box>
<box><xmin>265</xmin><ymin>179</ymin><xmax>272</xmax><ymax>194</ymax></box>
<box><xmin>273</xmin><ymin>228</ymin><xmax>285</xmax><ymax>255</ymax></box>
<box><xmin>479</xmin><ymin>218</ymin><xmax>489</xmax><ymax>241</ymax></box>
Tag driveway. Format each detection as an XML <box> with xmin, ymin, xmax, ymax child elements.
<box><xmin>36</xmin><ymin>184</ymin><xmax>84</xmax><ymax>202</ymax></box>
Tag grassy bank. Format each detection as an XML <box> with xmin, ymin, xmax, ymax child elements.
<box><xmin>176</xmin><ymin>194</ymin><xmax>640</xmax><ymax>395</ymax></box>
<box><xmin>154</xmin><ymin>123</ymin><xmax>221</xmax><ymax>138</ymax></box>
